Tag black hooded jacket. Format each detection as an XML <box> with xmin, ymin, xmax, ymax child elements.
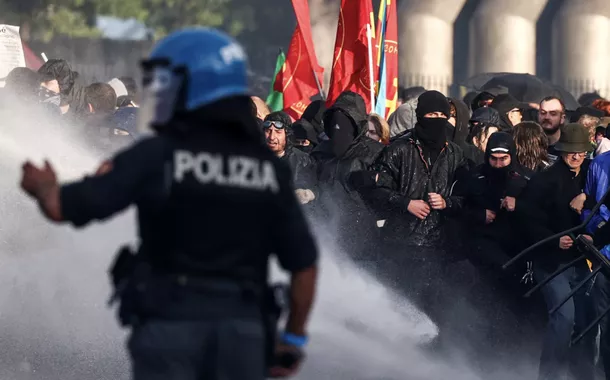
<box><xmin>448</xmin><ymin>98</ymin><xmax>470</xmax><ymax>147</ymax></box>
<box><xmin>454</xmin><ymin>132</ymin><xmax>531</xmax><ymax>250</ymax></box>
<box><xmin>360</xmin><ymin>130</ymin><xmax>466</xmax><ymax>248</ymax></box>
<box><xmin>449</xmin><ymin>97</ymin><xmax>481</xmax><ymax>172</ymax></box>
<box><xmin>311</xmin><ymin>91</ymin><xmax>383</xmax><ymax>193</ymax></box>
<box><xmin>310</xmin><ymin>92</ymin><xmax>383</xmax><ymax>253</ymax></box>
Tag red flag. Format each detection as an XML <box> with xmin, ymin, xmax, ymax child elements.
<box><xmin>273</xmin><ymin>0</ymin><xmax>324</xmax><ymax>120</ymax></box>
<box><xmin>326</xmin><ymin>0</ymin><xmax>375</xmax><ymax>111</ymax></box>
<box><xmin>22</xmin><ymin>41</ymin><xmax>43</xmax><ymax>70</ymax></box>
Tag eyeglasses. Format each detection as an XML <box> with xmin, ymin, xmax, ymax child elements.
<box><xmin>566</xmin><ymin>152</ymin><xmax>587</xmax><ymax>158</ymax></box>
<box><xmin>262</xmin><ymin>120</ymin><xmax>286</xmax><ymax>129</ymax></box>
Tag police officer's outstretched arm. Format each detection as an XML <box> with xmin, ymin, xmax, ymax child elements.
<box><xmin>270</xmin><ymin>163</ymin><xmax>319</xmax><ymax>378</ymax></box>
<box><xmin>20</xmin><ymin>138</ymin><xmax>164</xmax><ymax>227</ymax></box>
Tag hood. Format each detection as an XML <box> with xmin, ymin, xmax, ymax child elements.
<box><xmin>448</xmin><ymin>98</ymin><xmax>470</xmax><ymax>145</ymax></box>
<box><xmin>388</xmin><ymin>98</ymin><xmax>418</xmax><ymax>137</ymax></box>
<box><xmin>292</xmin><ymin>118</ymin><xmax>319</xmax><ymax>145</ymax></box>
<box><xmin>301</xmin><ymin>100</ymin><xmax>326</xmax><ymax>135</ymax></box>
<box><xmin>324</xmin><ymin>91</ymin><xmax>368</xmax><ymax>135</ymax></box>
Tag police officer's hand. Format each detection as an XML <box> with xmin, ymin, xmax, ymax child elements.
<box><xmin>21</xmin><ymin>160</ymin><xmax>57</xmax><ymax>198</ymax></box>
<box><xmin>268</xmin><ymin>343</ymin><xmax>304</xmax><ymax>378</ymax></box>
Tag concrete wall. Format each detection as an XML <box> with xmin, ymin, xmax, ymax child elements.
<box><xmin>469</xmin><ymin>0</ymin><xmax>548</xmax><ymax>75</ymax></box>
<box><xmin>552</xmin><ymin>0</ymin><xmax>610</xmax><ymax>98</ymax></box>
<box><xmin>398</xmin><ymin>0</ymin><xmax>467</xmax><ymax>94</ymax></box>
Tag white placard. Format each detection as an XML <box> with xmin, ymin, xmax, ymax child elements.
<box><xmin>0</xmin><ymin>25</ymin><xmax>26</xmax><ymax>87</ymax></box>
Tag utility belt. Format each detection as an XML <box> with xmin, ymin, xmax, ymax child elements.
<box><xmin>108</xmin><ymin>245</ymin><xmax>289</xmax><ymax>365</ymax></box>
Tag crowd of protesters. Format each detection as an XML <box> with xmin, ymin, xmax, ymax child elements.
<box><xmin>2</xmin><ymin>57</ymin><xmax>610</xmax><ymax>380</ymax></box>
<box><xmin>257</xmin><ymin>86</ymin><xmax>610</xmax><ymax>380</ymax></box>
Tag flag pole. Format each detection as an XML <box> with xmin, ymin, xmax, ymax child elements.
<box><xmin>366</xmin><ymin>23</ymin><xmax>375</xmax><ymax>114</ymax></box>
<box><xmin>313</xmin><ymin>69</ymin><xmax>326</xmax><ymax>100</ymax></box>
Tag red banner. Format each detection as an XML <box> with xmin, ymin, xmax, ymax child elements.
<box><xmin>326</xmin><ymin>0</ymin><xmax>375</xmax><ymax>111</ymax></box>
<box><xmin>273</xmin><ymin>0</ymin><xmax>324</xmax><ymax>120</ymax></box>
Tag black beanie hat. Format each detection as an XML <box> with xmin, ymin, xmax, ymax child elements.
<box><xmin>415</xmin><ymin>90</ymin><xmax>451</xmax><ymax>120</ymax></box>
<box><xmin>485</xmin><ymin>131</ymin><xmax>516</xmax><ymax>161</ymax></box>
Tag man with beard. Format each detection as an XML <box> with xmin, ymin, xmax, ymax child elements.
<box><xmin>359</xmin><ymin>91</ymin><xmax>467</xmax><ymax>347</ymax></box>
<box><xmin>538</xmin><ymin>96</ymin><xmax>567</xmax><ymax>164</ymax></box>
<box><xmin>263</xmin><ymin>111</ymin><xmax>317</xmax><ymax>204</ymax></box>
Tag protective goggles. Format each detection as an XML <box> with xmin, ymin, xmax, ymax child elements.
<box><xmin>262</xmin><ymin>120</ymin><xmax>287</xmax><ymax>129</ymax></box>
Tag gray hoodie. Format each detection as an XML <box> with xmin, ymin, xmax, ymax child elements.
<box><xmin>388</xmin><ymin>98</ymin><xmax>418</xmax><ymax>137</ymax></box>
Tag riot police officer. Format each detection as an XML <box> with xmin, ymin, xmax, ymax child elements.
<box><xmin>20</xmin><ymin>28</ymin><xmax>319</xmax><ymax>380</ymax></box>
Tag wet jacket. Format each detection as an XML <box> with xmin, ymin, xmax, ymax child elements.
<box><xmin>517</xmin><ymin>159</ymin><xmax>591</xmax><ymax>270</ymax></box>
<box><xmin>311</xmin><ymin>92</ymin><xmax>383</xmax><ymax>253</ymax></box>
<box><xmin>362</xmin><ymin>131</ymin><xmax>466</xmax><ymax>248</ymax></box>
<box><xmin>457</xmin><ymin>163</ymin><xmax>531</xmax><ymax>251</ymax></box>
<box><xmin>280</xmin><ymin>145</ymin><xmax>317</xmax><ymax>190</ymax></box>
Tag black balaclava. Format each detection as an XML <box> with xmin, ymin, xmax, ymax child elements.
<box><xmin>484</xmin><ymin>131</ymin><xmax>516</xmax><ymax>179</ymax></box>
<box><xmin>414</xmin><ymin>90</ymin><xmax>451</xmax><ymax>162</ymax></box>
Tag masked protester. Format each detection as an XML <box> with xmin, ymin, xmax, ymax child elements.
<box><xmin>263</xmin><ymin>111</ymin><xmax>317</xmax><ymax>204</ymax></box>
<box><xmin>311</xmin><ymin>91</ymin><xmax>383</xmax><ymax>263</ymax></box>
<box><xmin>456</xmin><ymin>132</ymin><xmax>532</xmax><ymax>272</ymax></box>
<box><xmin>359</xmin><ymin>91</ymin><xmax>468</xmax><ymax>346</ymax></box>
<box><xmin>453</xmin><ymin>132</ymin><xmax>541</xmax><ymax>362</ymax></box>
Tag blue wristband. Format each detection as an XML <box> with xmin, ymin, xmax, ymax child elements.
<box><xmin>281</xmin><ymin>332</ymin><xmax>308</xmax><ymax>348</ymax></box>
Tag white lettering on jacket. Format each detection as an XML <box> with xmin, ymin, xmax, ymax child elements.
<box><xmin>174</xmin><ymin>150</ymin><xmax>279</xmax><ymax>193</ymax></box>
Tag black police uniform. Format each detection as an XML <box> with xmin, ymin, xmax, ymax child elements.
<box><xmin>59</xmin><ymin>124</ymin><xmax>318</xmax><ymax>380</ymax></box>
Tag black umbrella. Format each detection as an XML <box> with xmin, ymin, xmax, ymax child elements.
<box><xmin>460</xmin><ymin>72</ymin><xmax>513</xmax><ymax>90</ymax></box>
<box><xmin>480</xmin><ymin>73</ymin><xmax>554</xmax><ymax>104</ymax></box>
<box><xmin>542</xmin><ymin>80</ymin><xmax>580</xmax><ymax>111</ymax></box>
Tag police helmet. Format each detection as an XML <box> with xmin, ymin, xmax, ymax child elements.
<box><xmin>137</xmin><ymin>28</ymin><xmax>249</xmax><ymax>133</ymax></box>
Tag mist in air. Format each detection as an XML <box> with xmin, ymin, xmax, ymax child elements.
<box><xmin>0</xmin><ymin>107</ymin><xmax>539</xmax><ymax>379</ymax></box>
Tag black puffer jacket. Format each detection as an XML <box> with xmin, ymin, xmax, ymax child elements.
<box><xmin>362</xmin><ymin>131</ymin><xmax>466</xmax><ymax>248</ymax></box>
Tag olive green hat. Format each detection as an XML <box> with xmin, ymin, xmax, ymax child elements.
<box><xmin>555</xmin><ymin>123</ymin><xmax>594</xmax><ymax>153</ymax></box>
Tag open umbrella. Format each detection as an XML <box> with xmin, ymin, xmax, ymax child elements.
<box><xmin>543</xmin><ymin>80</ymin><xmax>579</xmax><ymax>111</ymax></box>
<box><xmin>460</xmin><ymin>72</ymin><xmax>513</xmax><ymax>90</ymax></box>
<box><xmin>480</xmin><ymin>73</ymin><xmax>554</xmax><ymax>104</ymax></box>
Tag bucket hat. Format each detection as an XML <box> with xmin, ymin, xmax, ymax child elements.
<box><xmin>555</xmin><ymin>123</ymin><xmax>594</xmax><ymax>153</ymax></box>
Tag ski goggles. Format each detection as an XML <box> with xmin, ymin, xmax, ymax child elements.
<box><xmin>262</xmin><ymin>120</ymin><xmax>287</xmax><ymax>129</ymax></box>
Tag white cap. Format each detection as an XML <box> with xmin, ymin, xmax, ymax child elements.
<box><xmin>108</xmin><ymin>78</ymin><xmax>128</xmax><ymax>98</ymax></box>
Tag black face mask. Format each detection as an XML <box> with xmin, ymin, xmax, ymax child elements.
<box><xmin>329</xmin><ymin>121</ymin><xmax>356</xmax><ymax>157</ymax></box>
<box><xmin>415</xmin><ymin>118</ymin><xmax>448</xmax><ymax>151</ymax></box>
